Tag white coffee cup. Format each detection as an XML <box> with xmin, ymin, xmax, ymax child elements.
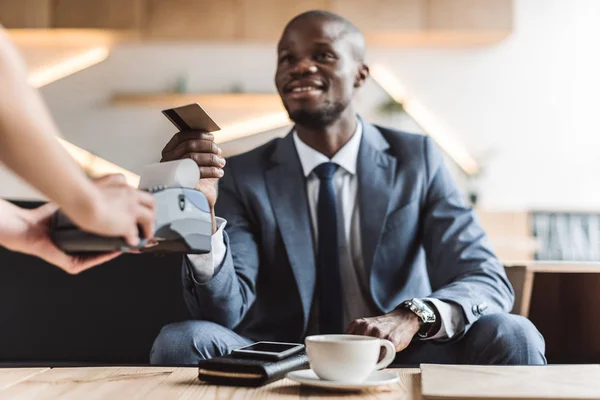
<box><xmin>305</xmin><ymin>334</ymin><xmax>396</xmax><ymax>382</ymax></box>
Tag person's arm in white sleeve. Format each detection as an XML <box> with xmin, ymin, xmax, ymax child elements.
<box><xmin>421</xmin><ymin>298</ymin><xmax>466</xmax><ymax>340</ymax></box>
<box><xmin>187</xmin><ymin>217</ymin><xmax>228</xmax><ymax>281</ymax></box>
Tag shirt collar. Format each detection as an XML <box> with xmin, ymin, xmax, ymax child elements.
<box><xmin>293</xmin><ymin>120</ymin><xmax>363</xmax><ymax>177</ymax></box>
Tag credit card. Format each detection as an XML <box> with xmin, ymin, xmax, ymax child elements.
<box><xmin>162</xmin><ymin>103</ymin><xmax>221</xmax><ymax>132</ymax></box>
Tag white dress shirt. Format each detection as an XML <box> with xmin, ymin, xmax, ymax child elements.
<box><xmin>188</xmin><ymin>121</ymin><xmax>465</xmax><ymax>340</ymax></box>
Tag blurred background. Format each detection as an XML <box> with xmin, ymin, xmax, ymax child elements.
<box><xmin>0</xmin><ymin>0</ymin><xmax>599</xmax><ymax>365</ymax></box>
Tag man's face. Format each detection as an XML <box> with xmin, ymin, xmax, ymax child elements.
<box><xmin>275</xmin><ymin>18</ymin><xmax>365</xmax><ymax>129</ymax></box>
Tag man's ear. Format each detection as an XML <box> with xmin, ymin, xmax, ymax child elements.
<box><xmin>354</xmin><ymin>64</ymin><xmax>370</xmax><ymax>88</ymax></box>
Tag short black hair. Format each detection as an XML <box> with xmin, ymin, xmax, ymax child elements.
<box><xmin>282</xmin><ymin>10</ymin><xmax>366</xmax><ymax>61</ymax></box>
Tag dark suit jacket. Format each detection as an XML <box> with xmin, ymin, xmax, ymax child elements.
<box><xmin>181</xmin><ymin>121</ymin><xmax>514</xmax><ymax>342</ymax></box>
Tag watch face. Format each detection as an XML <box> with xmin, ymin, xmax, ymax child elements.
<box><xmin>409</xmin><ymin>299</ymin><xmax>436</xmax><ymax>323</ymax></box>
<box><xmin>411</xmin><ymin>298</ymin><xmax>427</xmax><ymax>308</ymax></box>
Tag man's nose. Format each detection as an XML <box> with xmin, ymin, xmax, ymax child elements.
<box><xmin>290</xmin><ymin>59</ymin><xmax>318</xmax><ymax>76</ymax></box>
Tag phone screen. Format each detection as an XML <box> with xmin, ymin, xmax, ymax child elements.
<box><xmin>237</xmin><ymin>342</ymin><xmax>299</xmax><ymax>353</ymax></box>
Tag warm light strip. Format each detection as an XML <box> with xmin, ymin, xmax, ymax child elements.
<box><xmin>215</xmin><ymin>112</ymin><xmax>291</xmax><ymax>143</ymax></box>
<box><xmin>57</xmin><ymin>112</ymin><xmax>291</xmax><ymax>186</ymax></box>
<box><xmin>57</xmin><ymin>138</ymin><xmax>140</xmax><ymax>187</ymax></box>
<box><xmin>28</xmin><ymin>47</ymin><xmax>110</xmax><ymax>88</ymax></box>
<box><xmin>370</xmin><ymin>64</ymin><xmax>479</xmax><ymax>176</ymax></box>
<box><xmin>57</xmin><ymin>111</ymin><xmax>292</xmax><ymax>187</ymax></box>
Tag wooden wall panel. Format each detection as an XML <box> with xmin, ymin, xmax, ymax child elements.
<box><xmin>3</xmin><ymin>0</ymin><xmax>514</xmax><ymax>45</ymax></box>
<box><xmin>329</xmin><ymin>0</ymin><xmax>423</xmax><ymax>32</ymax></box>
<box><xmin>53</xmin><ymin>0</ymin><xmax>143</xmax><ymax>29</ymax></box>
<box><xmin>427</xmin><ymin>0</ymin><xmax>513</xmax><ymax>31</ymax></box>
<box><xmin>240</xmin><ymin>0</ymin><xmax>328</xmax><ymax>41</ymax></box>
<box><xmin>0</xmin><ymin>0</ymin><xmax>51</xmax><ymax>28</ymax></box>
<box><xmin>144</xmin><ymin>0</ymin><xmax>237</xmax><ymax>40</ymax></box>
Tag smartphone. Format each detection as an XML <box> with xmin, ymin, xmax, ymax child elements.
<box><xmin>162</xmin><ymin>103</ymin><xmax>221</xmax><ymax>133</ymax></box>
<box><xmin>231</xmin><ymin>341</ymin><xmax>304</xmax><ymax>361</ymax></box>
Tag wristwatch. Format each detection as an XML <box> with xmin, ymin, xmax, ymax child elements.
<box><xmin>399</xmin><ymin>298</ymin><xmax>437</xmax><ymax>338</ymax></box>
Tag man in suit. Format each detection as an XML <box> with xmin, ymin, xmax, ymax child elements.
<box><xmin>150</xmin><ymin>10</ymin><xmax>545</xmax><ymax>365</ymax></box>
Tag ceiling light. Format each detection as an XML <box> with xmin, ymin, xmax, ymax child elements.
<box><xmin>28</xmin><ymin>46</ymin><xmax>109</xmax><ymax>88</ymax></box>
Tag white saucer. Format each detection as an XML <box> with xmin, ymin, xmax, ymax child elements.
<box><xmin>286</xmin><ymin>369</ymin><xmax>399</xmax><ymax>391</ymax></box>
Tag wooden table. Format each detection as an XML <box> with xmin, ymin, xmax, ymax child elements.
<box><xmin>0</xmin><ymin>367</ymin><xmax>420</xmax><ymax>399</ymax></box>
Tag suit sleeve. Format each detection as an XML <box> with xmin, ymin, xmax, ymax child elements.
<box><xmin>181</xmin><ymin>159</ymin><xmax>260</xmax><ymax>329</ymax></box>
<box><xmin>421</xmin><ymin>136</ymin><xmax>514</xmax><ymax>329</ymax></box>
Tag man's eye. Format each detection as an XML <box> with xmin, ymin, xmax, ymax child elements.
<box><xmin>279</xmin><ymin>55</ymin><xmax>293</xmax><ymax>63</ymax></box>
<box><xmin>316</xmin><ymin>53</ymin><xmax>335</xmax><ymax>62</ymax></box>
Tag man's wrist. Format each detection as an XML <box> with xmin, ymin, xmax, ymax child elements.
<box><xmin>392</xmin><ymin>308</ymin><xmax>421</xmax><ymax>335</ymax></box>
<box><xmin>407</xmin><ymin>310</ymin><xmax>422</xmax><ymax>335</ymax></box>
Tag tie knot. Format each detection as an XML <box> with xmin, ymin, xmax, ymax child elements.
<box><xmin>313</xmin><ymin>162</ymin><xmax>338</xmax><ymax>180</ymax></box>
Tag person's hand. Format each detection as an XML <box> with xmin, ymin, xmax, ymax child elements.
<box><xmin>160</xmin><ymin>131</ymin><xmax>225</xmax><ymax>208</ymax></box>
<box><xmin>64</xmin><ymin>174</ymin><xmax>156</xmax><ymax>246</ymax></box>
<box><xmin>12</xmin><ymin>203</ymin><xmax>121</xmax><ymax>274</ymax></box>
<box><xmin>160</xmin><ymin>131</ymin><xmax>225</xmax><ymax>232</ymax></box>
<box><xmin>346</xmin><ymin>309</ymin><xmax>421</xmax><ymax>352</ymax></box>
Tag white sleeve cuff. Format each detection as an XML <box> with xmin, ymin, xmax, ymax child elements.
<box><xmin>421</xmin><ymin>298</ymin><xmax>465</xmax><ymax>341</ymax></box>
<box><xmin>187</xmin><ymin>217</ymin><xmax>227</xmax><ymax>282</ymax></box>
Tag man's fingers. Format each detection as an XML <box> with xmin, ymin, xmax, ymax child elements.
<box><xmin>162</xmin><ymin>133</ymin><xmax>180</xmax><ymax>154</ymax></box>
<box><xmin>162</xmin><ymin>131</ymin><xmax>214</xmax><ymax>156</ymax></box>
<box><xmin>175</xmin><ymin>131</ymin><xmax>214</xmax><ymax>143</ymax></box>
<box><xmin>162</xmin><ymin>139</ymin><xmax>221</xmax><ymax>162</ymax></box>
<box><xmin>348</xmin><ymin>314</ymin><xmax>416</xmax><ymax>354</ymax></box>
<box><xmin>366</xmin><ymin>324</ymin><xmax>385</xmax><ymax>339</ymax></box>
<box><xmin>178</xmin><ymin>152</ymin><xmax>225</xmax><ymax>177</ymax></box>
<box><xmin>162</xmin><ymin>131</ymin><xmax>211</xmax><ymax>153</ymax></box>
<box><xmin>346</xmin><ymin>320</ymin><xmax>364</xmax><ymax>335</ymax></box>
<box><xmin>178</xmin><ymin>139</ymin><xmax>220</xmax><ymax>156</ymax></box>
<box><xmin>181</xmin><ymin>152</ymin><xmax>226</xmax><ymax>168</ymax></box>
<box><xmin>199</xmin><ymin>166</ymin><xmax>224</xmax><ymax>179</ymax></box>
<box><xmin>347</xmin><ymin>319</ymin><xmax>369</xmax><ymax>335</ymax></box>
<box><xmin>346</xmin><ymin>321</ymin><xmax>357</xmax><ymax>334</ymax></box>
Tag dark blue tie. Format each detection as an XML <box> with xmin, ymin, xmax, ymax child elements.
<box><xmin>313</xmin><ymin>162</ymin><xmax>343</xmax><ymax>334</ymax></box>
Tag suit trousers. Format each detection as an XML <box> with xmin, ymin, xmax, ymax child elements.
<box><xmin>149</xmin><ymin>313</ymin><xmax>546</xmax><ymax>366</ymax></box>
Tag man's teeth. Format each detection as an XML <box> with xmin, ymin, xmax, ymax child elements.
<box><xmin>292</xmin><ymin>86</ymin><xmax>320</xmax><ymax>92</ymax></box>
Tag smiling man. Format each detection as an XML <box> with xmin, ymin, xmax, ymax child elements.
<box><xmin>150</xmin><ymin>10</ymin><xmax>546</xmax><ymax>365</ymax></box>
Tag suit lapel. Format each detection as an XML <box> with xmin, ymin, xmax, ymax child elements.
<box><xmin>358</xmin><ymin>123</ymin><xmax>397</xmax><ymax>277</ymax></box>
<box><xmin>265</xmin><ymin>133</ymin><xmax>316</xmax><ymax>329</ymax></box>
